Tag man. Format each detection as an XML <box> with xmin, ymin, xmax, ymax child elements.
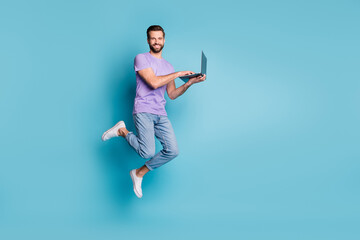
<box><xmin>102</xmin><ymin>25</ymin><xmax>206</xmax><ymax>198</ymax></box>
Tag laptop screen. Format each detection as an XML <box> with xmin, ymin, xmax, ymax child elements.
<box><xmin>201</xmin><ymin>51</ymin><xmax>207</xmax><ymax>75</ymax></box>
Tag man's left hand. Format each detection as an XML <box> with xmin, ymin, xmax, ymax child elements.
<box><xmin>189</xmin><ymin>74</ymin><xmax>206</xmax><ymax>85</ymax></box>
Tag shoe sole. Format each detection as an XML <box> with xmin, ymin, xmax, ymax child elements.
<box><xmin>130</xmin><ymin>170</ymin><xmax>142</xmax><ymax>198</ymax></box>
<box><xmin>101</xmin><ymin>121</ymin><xmax>125</xmax><ymax>141</ymax></box>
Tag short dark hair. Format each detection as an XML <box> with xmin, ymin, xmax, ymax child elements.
<box><xmin>147</xmin><ymin>25</ymin><xmax>165</xmax><ymax>39</ymax></box>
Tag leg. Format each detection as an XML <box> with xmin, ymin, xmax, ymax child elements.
<box><xmin>117</xmin><ymin>120</ymin><xmax>150</xmax><ymax>177</ymax></box>
<box><xmin>145</xmin><ymin>115</ymin><xmax>179</xmax><ymax>170</ymax></box>
<box><xmin>128</xmin><ymin>113</ymin><xmax>157</xmax><ymax>198</ymax></box>
<box><xmin>124</xmin><ymin>113</ymin><xmax>156</xmax><ymax>159</ymax></box>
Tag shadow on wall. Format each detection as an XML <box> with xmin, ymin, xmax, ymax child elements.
<box><xmin>97</xmin><ymin>49</ymin><xmax>155</xmax><ymax>212</ymax></box>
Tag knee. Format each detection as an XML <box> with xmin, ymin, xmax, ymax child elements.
<box><xmin>139</xmin><ymin>149</ymin><xmax>155</xmax><ymax>159</ymax></box>
<box><xmin>166</xmin><ymin>147</ymin><xmax>179</xmax><ymax>158</ymax></box>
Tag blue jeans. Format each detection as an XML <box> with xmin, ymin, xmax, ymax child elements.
<box><xmin>125</xmin><ymin>112</ymin><xmax>179</xmax><ymax>170</ymax></box>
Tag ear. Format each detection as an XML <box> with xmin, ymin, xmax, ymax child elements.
<box><xmin>147</xmin><ymin>38</ymin><xmax>149</xmax><ymax>44</ymax></box>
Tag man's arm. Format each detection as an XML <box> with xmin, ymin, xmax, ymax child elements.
<box><xmin>166</xmin><ymin>74</ymin><xmax>206</xmax><ymax>100</ymax></box>
<box><xmin>137</xmin><ymin>67</ymin><xmax>194</xmax><ymax>89</ymax></box>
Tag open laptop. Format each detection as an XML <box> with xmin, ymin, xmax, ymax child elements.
<box><xmin>179</xmin><ymin>51</ymin><xmax>207</xmax><ymax>82</ymax></box>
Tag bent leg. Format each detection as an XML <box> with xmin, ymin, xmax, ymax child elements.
<box><xmin>145</xmin><ymin>115</ymin><xmax>179</xmax><ymax>170</ymax></box>
<box><xmin>125</xmin><ymin>113</ymin><xmax>156</xmax><ymax>159</ymax></box>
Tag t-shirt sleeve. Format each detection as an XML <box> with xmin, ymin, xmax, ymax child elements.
<box><xmin>134</xmin><ymin>54</ymin><xmax>151</xmax><ymax>72</ymax></box>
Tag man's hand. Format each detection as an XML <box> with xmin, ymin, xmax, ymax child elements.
<box><xmin>178</xmin><ymin>71</ymin><xmax>195</xmax><ymax>77</ymax></box>
<box><xmin>167</xmin><ymin>74</ymin><xmax>206</xmax><ymax>100</ymax></box>
<box><xmin>188</xmin><ymin>74</ymin><xmax>206</xmax><ymax>85</ymax></box>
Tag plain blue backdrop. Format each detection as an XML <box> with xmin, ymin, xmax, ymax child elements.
<box><xmin>1</xmin><ymin>0</ymin><xmax>359</xmax><ymax>239</ymax></box>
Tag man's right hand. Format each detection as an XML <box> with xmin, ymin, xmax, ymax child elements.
<box><xmin>177</xmin><ymin>71</ymin><xmax>195</xmax><ymax>77</ymax></box>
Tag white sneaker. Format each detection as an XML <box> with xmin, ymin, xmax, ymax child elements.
<box><xmin>130</xmin><ymin>169</ymin><xmax>143</xmax><ymax>198</ymax></box>
<box><xmin>101</xmin><ymin>121</ymin><xmax>126</xmax><ymax>141</ymax></box>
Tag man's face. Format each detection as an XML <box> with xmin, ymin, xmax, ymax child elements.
<box><xmin>147</xmin><ymin>31</ymin><xmax>165</xmax><ymax>53</ymax></box>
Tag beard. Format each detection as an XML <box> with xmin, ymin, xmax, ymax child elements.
<box><xmin>149</xmin><ymin>43</ymin><xmax>164</xmax><ymax>53</ymax></box>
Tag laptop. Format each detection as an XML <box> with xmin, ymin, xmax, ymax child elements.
<box><xmin>179</xmin><ymin>51</ymin><xmax>207</xmax><ymax>82</ymax></box>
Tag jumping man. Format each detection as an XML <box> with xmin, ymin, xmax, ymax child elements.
<box><xmin>102</xmin><ymin>25</ymin><xmax>206</xmax><ymax>198</ymax></box>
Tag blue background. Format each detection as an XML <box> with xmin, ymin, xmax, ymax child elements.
<box><xmin>1</xmin><ymin>0</ymin><xmax>359</xmax><ymax>239</ymax></box>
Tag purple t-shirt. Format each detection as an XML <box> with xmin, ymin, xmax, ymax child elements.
<box><xmin>133</xmin><ymin>52</ymin><xmax>175</xmax><ymax>116</ymax></box>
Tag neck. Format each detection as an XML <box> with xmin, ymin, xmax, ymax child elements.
<box><xmin>149</xmin><ymin>50</ymin><xmax>162</xmax><ymax>59</ymax></box>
